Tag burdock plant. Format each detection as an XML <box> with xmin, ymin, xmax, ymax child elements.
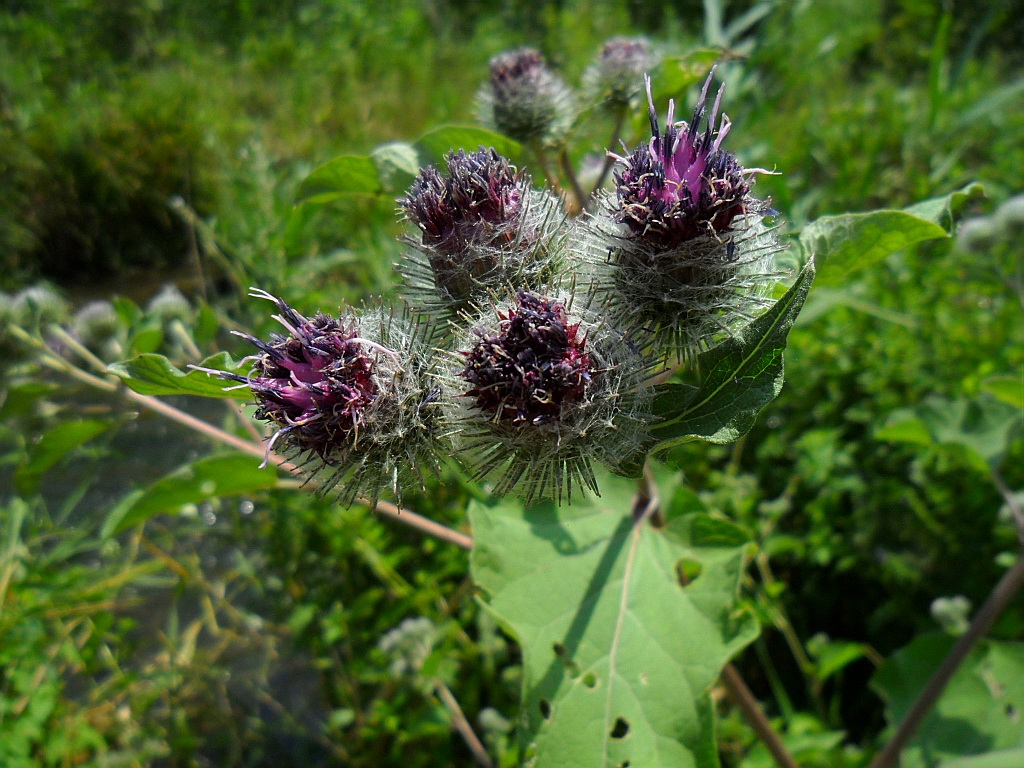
<box><xmin>478</xmin><ymin>47</ymin><xmax>574</xmax><ymax>147</ymax></box>
<box><xmin>594</xmin><ymin>71</ymin><xmax>782</xmax><ymax>356</ymax></box>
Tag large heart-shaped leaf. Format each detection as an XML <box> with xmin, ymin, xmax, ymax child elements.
<box><xmin>414</xmin><ymin>125</ymin><xmax>523</xmax><ymax>167</ymax></box>
<box><xmin>470</xmin><ymin>471</ymin><xmax>757</xmax><ymax>768</ymax></box>
<box><xmin>650</xmin><ymin>260</ymin><xmax>815</xmax><ymax>448</ymax></box>
<box><xmin>295</xmin><ymin>154</ymin><xmax>382</xmax><ymax>204</ymax></box>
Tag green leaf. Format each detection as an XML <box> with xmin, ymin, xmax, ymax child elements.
<box><xmin>295</xmin><ymin>155</ymin><xmax>382</xmax><ymax>204</ymax></box>
<box><xmin>108</xmin><ymin>352</ymin><xmax>250</xmax><ymax>400</ymax></box>
<box><xmin>877</xmin><ymin>395</ymin><xmax>1023</xmax><ymax>469</ymax></box>
<box><xmin>414</xmin><ymin>125</ymin><xmax>523</xmax><ymax>167</ymax></box>
<box><xmin>15</xmin><ymin>418</ymin><xmax>115</xmax><ymax>495</ymax></box>
<box><xmin>941</xmin><ymin>748</ymin><xmax>1024</xmax><ymax>768</ymax></box>
<box><xmin>470</xmin><ymin>470</ymin><xmax>757</xmax><ymax>768</ymax></box>
<box><xmin>101</xmin><ymin>452</ymin><xmax>280</xmax><ymax>536</ymax></box>
<box><xmin>653</xmin><ymin>50</ymin><xmax>721</xmax><ymax>98</ymax></box>
<box><xmin>651</xmin><ymin>261</ymin><xmax>815</xmax><ymax>448</ymax></box>
<box><xmin>371</xmin><ymin>141</ymin><xmax>421</xmax><ymax>194</ymax></box>
<box><xmin>872</xmin><ymin>635</ymin><xmax>1024</xmax><ymax>767</ymax></box>
<box><xmin>0</xmin><ymin>381</ymin><xmax>60</xmax><ymax>419</ymax></box>
<box><xmin>980</xmin><ymin>375</ymin><xmax>1024</xmax><ymax>409</ymax></box>
<box><xmin>800</xmin><ymin>210</ymin><xmax>947</xmax><ymax>288</ymax></box>
<box><xmin>904</xmin><ymin>182</ymin><xmax>985</xmax><ymax>232</ymax></box>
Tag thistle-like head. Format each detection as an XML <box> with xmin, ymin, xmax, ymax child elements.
<box><xmin>615</xmin><ymin>70</ymin><xmax>753</xmax><ymax>249</ymax></box>
<box><xmin>444</xmin><ymin>290</ymin><xmax>654</xmax><ymax>503</ymax></box>
<box><xmin>584</xmin><ymin>37</ymin><xmax>656</xmax><ymax>109</ymax></box>
<box><xmin>480</xmin><ymin>47</ymin><xmax>573</xmax><ymax>145</ymax></box>
<box><xmin>398</xmin><ymin>148</ymin><xmax>568</xmax><ymax>314</ymax></box>
<box><xmin>197</xmin><ymin>290</ymin><xmax>444</xmax><ymax>506</ymax></box>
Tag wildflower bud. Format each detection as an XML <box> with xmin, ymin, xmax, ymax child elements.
<box><xmin>198</xmin><ymin>290</ymin><xmax>444</xmax><ymax>506</ymax></box>
<box><xmin>956</xmin><ymin>217</ymin><xmax>999</xmax><ymax>254</ymax></box>
<box><xmin>398</xmin><ymin>147</ymin><xmax>567</xmax><ymax>313</ymax></box>
<box><xmin>147</xmin><ymin>284</ymin><xmax>194</xmax><ymax>327</ymax></box>
<box><xmin>445</xmin><ymin>289</ymin><xmax>654</xmax><ymax>504</ymax></box>
<box><xmin>583</xmin><ymin>37</ymin><xmax>656</xmax><ymax>109</ymax></box>
<box><xmin>378</xmin><ymin>617</ymin><xmax>437</xmax><ymax>678</ymax></box>
<box><xmin>13</xmin><ymin>285</ymin><xmax>69</xmax><ymax>330</ymax></box>
<box><xmin>479</xmin><ymin>48</ymin><xmax>574</xmax><ymax>145</ymax></box>
<box><xmin>995</xmin><ymin>195</ymin><xmax>1024</xmax><ymax>239</ymax></box>
<box><xmin>592</xmin><ymin>70</ymin><xmax>782</xmax><ymax>357</ymax></box>
<box><xmin>72</xmin><ymin>300</ymin><xmax>123</xmax><ymax>358</ymax></box>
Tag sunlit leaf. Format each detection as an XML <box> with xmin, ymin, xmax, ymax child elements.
<box><xmin>108</xmin><ymin>352</ymin><xmax>250</xmax><ymax>400</ymax></box>
<box><xmin>651</xmin><ymin>260</ymin><xmax>815</xmax><ymax>448</ymax></box>
<box><xmin>295</xmin><ymin>155</ymin><xmax>382</xmax><ymax>204</ymax></box>
<box><xmin>414</xmin><ymin>125</ymin><xmax>523</xmax><ymax>167</ymax></box>
<box><xmin>101</xmin><ymin>452</ymin><xmax>280</xmax><ymax>536</ymax></box>
<box><xmin>470</xmin><ymin>471</ymin><xmax>757</xmax><ymax>768</ymax></box>
<box><xmin>372</xmin><ymin>141</ymin><xmax>421</xmax><ymax>194</ymax></box>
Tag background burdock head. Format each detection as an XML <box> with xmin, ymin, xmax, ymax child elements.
<box><xmin>200</xmin><ymin>290</ymin><xmax>444</xmax><ymax>507</ymax></box>
<box><xmin>479</xmin><ymin>47</ymin><xmax>574</xmax><ymax>145</ymax></box>
<box><xmin>444</xmin><ymin>289</ymin><xmax>655</xmax><ymax>504</ymax></box>
<box><xmin>593</xmin><ymin>69</ymin><xmax>782</xmax><ymax>357</ymax></box>
<box><xmin>583</xmin><ymin>36</ymin><xmax>656</xmax><ymax>109</ymax></box>
<box><xmin>398</xmin><ymin>147</ymin><xmax>568</xmax><ymax>314</ymax></box>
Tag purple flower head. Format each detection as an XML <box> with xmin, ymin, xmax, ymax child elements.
<box><xmin>400</xmin><ymin>148</ymin><xmax>523</xmax><ymax>258</ymax></box>
<box><xmin>213</xmin><ymin>290</ymin><xmax>380</xmax><ymax>463</ymax></box>
<box><xmin>614</xmin><ymin>69</ymin><xmax>753</xmax><ymax>249</ymax></box>
<box><xmin>482</xmin><ymin>47</ymin><xmax>573</xmax><ymax>144</ymax></box>
<box><xmin>459</xmin><ymin>290</ymin><xmax>591</xmax><ymax>427</ymax></box>
<box><xmin>197</xmin><ymin>290</ymin><xmax>446</xmax><ymax>506</ymax></box>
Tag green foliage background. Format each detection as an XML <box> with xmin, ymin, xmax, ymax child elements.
<box><xmin>1</xmin><ymin>0</ymin><xmax>1022</xmax><ymax>765</ymax></box>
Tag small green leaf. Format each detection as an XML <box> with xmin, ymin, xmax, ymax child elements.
<box><xmin>0</xmin><ymin>381</ymin><xmax>60</xmax><ymax>419</ymax></box>
<box><xmin>651</xmin><ymin>261</ymin><xmax>815</xmax><ymax>448</ymax></box>
<box><xmin>371</xmin><ymin>142</ymin><xmax>421</xmax><ymax>194</ymax></box>
<box><xmin>414</xmin><ymin>125</ymin><xmax>522</xmax><ymax>167</ymax></box>
<box><xmin>108</xmin><ymin>352</ymin><xmax>250</xmax><ymax>400</ymax></box>
<box><xmin>653</xmin><ymin>50</ymin><xmax>721</xmax><ymax>98</ymax></box>
<box><xmin>15</xmin><ymin>419</ymin><xmax>115</xmax><ymax>495</ymax></box>
<box><xmin>101</xmin><ymin>452</ymin><xmax>280</xmax><ymax>536</ymax></box>
<box><xmin>904</xmin><ymin>182</ymin><xmax>985</xmax><ymax>232</ymax></box>
<box><xmin>470</xmin><ymin>470</ymin><xmax>757</xmax><ymax>768</ymax></box>
<box><xmin>980</xmin><ymin>375</ymin><xmax>1024</xmax><ymax>409</ymax></box>
<box><xmin>295</xmin><ymin>155</ymin><xmax>382</xmax><ymax>204</ymax></box>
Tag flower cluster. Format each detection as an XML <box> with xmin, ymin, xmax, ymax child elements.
<box><xmin>209</xmin><ymin>55</ymin><xmax>782</xmax><ymax>506</ymax></box>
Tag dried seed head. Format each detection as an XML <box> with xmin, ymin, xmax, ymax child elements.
<box><xmin>444</xmin><ymin>289</ymin><xmax>655</xmax><ymax>504</ymax></box>
<box><xmin>583</xmin><ymin>37</ymin><xmax>656</xmax><ymax>109</ymax></box>
<box><xmin>197</xmin><ymin>290</ymin><xmax>445</xmax><ymax>507</ymax></box>
<box><xmin>479</xmin><ymin>48</ymin><xmax>574</xmax><ymax>145</ymax></box>
<box><xmin>591</xmin><ymin>70</ymin><xmax>783</xmax><ymax>357</ymax></box>
<box><xmin>398</xmin><ymin>148</ymin><xmax>569</xmax><ymax>315</ymax></box>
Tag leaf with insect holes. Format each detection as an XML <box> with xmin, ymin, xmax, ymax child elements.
<box><xmin>470</xmin><ymin>470</ymin><xmax>757</xmax><ymax>768</ymax></box>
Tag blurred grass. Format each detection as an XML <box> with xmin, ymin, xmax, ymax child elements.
<box><xmin>0</xmin><ymin>0</ymin><xmax>1022</xmax><ymax>765</ymax></box>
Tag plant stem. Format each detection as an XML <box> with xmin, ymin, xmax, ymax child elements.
<box><xmin>558</xmin><ymin>147</ymin><xmax>587</xmax><ymax>213</ymax></box>
<box><xmin>529</xmin><ymin>142</ymin><xmax>560</xmax><ymax>193</ymax></box>
<box><xmin>589</xmin><ymin>105</ymin><xmax>627</xmax><ymax>206</ymax></box>
<box><xmin>721</xmin><ymin>664</ymin><xmax>800</xmax><ymax>768</ymax></box>
<box><xmin>434</xmin><ymin>679</ymin><xmax>496</xmax><ymax>768</ymax></box>
<box><xmin>870</xmin><ymin>552</ymin><xmax>1024</xmax><ymax>768</ymax></box>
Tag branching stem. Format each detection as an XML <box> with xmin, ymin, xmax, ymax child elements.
<box><xmin>721</xmin><ymin>664</ymin><xmax>800</xmax><ymax>768</ymax></box>
<box><xmin>434</xmin><ymin>679</ymin><xmax>496</xmax><ymax>768</ymax></box>
<box><xmin>870</xmin><ymin>552</ymin><xmax>1024</xmax><ymax>768</ymax></box>
<box><xmin>589</xmin><ymin>104</ymin><xmax>627</xmax><ymax>207</ymax></box>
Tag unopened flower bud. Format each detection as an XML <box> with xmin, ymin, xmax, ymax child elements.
<box><xmin>995</xmin><ymin>195</ymin><xmax>1024</xmax><ymax>239</ymax></box>
<box><xmin>197</xmin><ymin>290</ymin><xmax>444</xmax><ymax>506</ymax></box>
<box><xmin>479</xmin><ymin>48</ymin><xmax>574</xmax><ymax>145</ymax></box>
<box><xmin>147</xmin><ymin>284</ymin><xmax>194</xmax><ymax>327</ymax></box>
<box><xmin>398</xmin><ymin>147</ymin><xmax>567</xmax><ymax>314</ymax></box>
<box><xmin>445</xmin><ymin>290</ymin><xmax>654</xmax><ymax>503</ymax></box>
<box><xmin>583</xmin><ymin>37</ymin><xmax>656</xmax><ymax>109</ymax></box>
<box><xmin>592</xmin><ymin>70</ymin><xmax>781</xmax><ymax>357</ymax></box>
